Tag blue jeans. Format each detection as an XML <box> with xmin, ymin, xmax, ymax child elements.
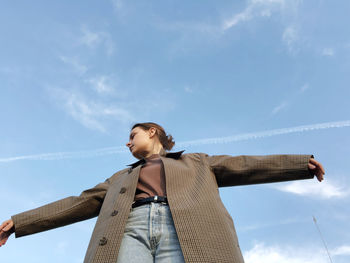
<box><xmin>116</xmin><ymin>202</ymin><xmax>186</xmax><ymax>263</ymax></box>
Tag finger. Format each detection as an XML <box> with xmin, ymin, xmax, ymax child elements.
<box><xmin>2</xmin><ymin>221</ymin><xmax>12</xmax><ymax>232</ymax></box>
<box><xmin>0</xmin><ymin>235</ymin><xmax>6</xmax><ymax>244</ymax></box>
<box><xmin>315</xmin><ymin>163</ymin><xmax>325</xmax><ymax>175</ymax></box>
<box><xmin>0</xmin><ymin>223</ymin><xmax>6</xmax><ymax>231</ymax></box>
<box><xmin>309</xmin><ymin>158</ymin><xmax>322</xmax><ymax>166</ymax></box>
<box><xmin>0</xmin><ymin>220</ymin><xmax>11</xmax><ymax>229</ymax></box>
<box><xmin>318</xmin><ymin>169</ymin><xmax>324</xmax><ymax>176</ymax></box>
<box><xmin>309</xmin><ymin>158</ymin><xmax>318</xmax><ymax>164</ymax></box>
<box><xmin>317</xmin><ymin>173</ymin><xmax>324</xmax><ymax>182</ymax></box>
<box><xmin>317</xmin><ymin>168</ymin><xmax>324</xmax><ymax>177</ymax></box>
<box><xmin>3</xmin><ymin>224</ymin><xmax>13</xmax><ymax>232</ymax></box>
<box><xmin>0</xmin><ymin>236</ymin><xmax>9</xmax><ymax>246</ymax></box>
<box><xmin>309</xmin><ymin>159</ymin><xmax>325</xmax><ymax>174</ymax></box>
<box><xmin>308</xmin><ymin>163</ymin><xmax>316</xmax><ymax>170</ymax></box>
<box><xmin>319</xmin><ymin>163</ymin><xmax>325</xmax><ymax>175</ymax></box>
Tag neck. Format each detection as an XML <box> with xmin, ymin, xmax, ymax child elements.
<box><xmin>144</xmin><ymin>144</ymin><xmax>163</xmax><ymax>159</ymax></box>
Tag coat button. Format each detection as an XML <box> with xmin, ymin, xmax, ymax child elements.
<box><xmin>99</xmin><ymin>237</ymin><xmax>107</xmax><ymax>246</ymax></box>
<box><xmin>111</xmin><ymin>210</ymin><xmax>119</xmax><ymax>216</ymax></box>
<box><xmin>120</xmin><ymin>187</ymin><xmax>126</xmax><ymax>194</ymax></box>
<box><xmin>128</xmin><ymin>168</ymin><xmax>133</xmax><ymax>174</ymax></box>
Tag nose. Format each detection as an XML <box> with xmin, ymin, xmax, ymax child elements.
<box><xmin>126</xmin><ymin>141</ymin><xmax>132</xmax><ymax>148</ymax></box>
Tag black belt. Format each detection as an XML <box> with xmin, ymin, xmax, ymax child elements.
<box><xmin>132</xmin><ymin>196</ymin><xmax>168</xmax><ymax>208</ymax></box>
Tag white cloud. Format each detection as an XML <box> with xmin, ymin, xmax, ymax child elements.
<box><xmin>244</xmin><ymin>243</ymin><xmax>329</xmax><ymax>263</ymax></box>
<box><xmin>158</xmin><ymin>0</ymin><xmax>299</xmax><ymax>38</ymax></box>
<box><xmin>152</xmin><ymin>0</ymin><xmax>304</xmax><ymax>58</ymax></box>
<box><xmin>273</xmin><ymin>179</ymin><xmax>349</xmax><ymax>199</ymax></box>
<box><xmin>321</xmin><ymin>48</ymin><xmax>335</xmax><ymax>56</ymax></box>
<box><xmin>87</xmin><ymin>75</ymin><xmax>117</xmax><ymax>95</ymax></box>
<box><xmin>152</xmin><ymin>0</ymin><xmax>303</xmax><ymax>58</ymax></box>
<box><xmin>271</xmin><ymin>83</ymin><xmax>309</xmax><ymax>115</ymax></box>
<box><xmin>271</xmin><ymin>101</ymin><xmax>288</xmax><ymax>115</ymax></box>
<box><xmin>222</xmin><ymin>0</ymin><xmax>288</xmax><ymax>31</ymax></box>
<box><xmin>282</xmin><ymin>25</ymin><xmax>299</xmax><ymax>54</ymax></box>
<box><xmin>79</xmin><ymin>26</ymin><xmax>115</xmax><ymax>56</ymax></box>
<box><xmin>332</xmin><ymin>245</ymin><xmax>350</xmax><ymax>256</ymax></box>
<box><xmin>49</xmin><ymin>88</ymin><xmax>135</xmax><ymax>132</ymax></box>
<box><xmin>60</xmin><ymin>56</ymin><xmax>88</xmax><ymax>75</ymax></box>
<box><xmin>220</xmin><ymin>0</ymin><xmax>305</xmax><ymax>55</ymax></box>
<box><xmin>64</xmin><ymin>93</ymin><xmax>106</xmax><ymax>132</ymax></box>
<box><xmin>222</xmin><ymin>7</ymin><xmax>254</xmax><ymax>30</ymax></box>
<box><xmin>80</xmin><ymin>27</ymin><xmax>101</xmax><ymax>48</ymax></box>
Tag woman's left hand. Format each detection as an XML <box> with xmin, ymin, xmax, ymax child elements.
<box><xmin>308</xmin><ymin>158</ymin><xmax>325</xmax><ymax>182</ymax></box>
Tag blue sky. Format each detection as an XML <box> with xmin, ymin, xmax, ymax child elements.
<box><xmin>1</xmin><ymin>0</ymin><xmax>349</xmax><ymax>262</ymax></box>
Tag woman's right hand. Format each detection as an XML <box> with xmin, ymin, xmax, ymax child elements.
<box><xmin>0</xmin><ymin>219</ymin><xmax>14</xmax><ymax>247</ymax></box>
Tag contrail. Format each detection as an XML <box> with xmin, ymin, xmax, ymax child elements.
<box><xmin>0</xmin><ymin>146</ymin><xmax>128</xmax><ymax>162</ymax></box>
<box><xmin>1</xmin><ymin>120</ymin><xmax>349</xmax><ymax>163</ymax></box>
<box><xmin>176</xmin><ymin>119</ymin><xmax>350</xmax><ymax>147</ymax></box>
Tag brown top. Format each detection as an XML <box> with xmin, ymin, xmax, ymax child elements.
<box><xmin>134</xmin><ymin>154</ymin><xmax>166</xmax><ymax>201</ymax></box>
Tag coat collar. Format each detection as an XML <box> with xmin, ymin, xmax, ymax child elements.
<box><xmin>127</xmin><ymin>149</ymin><xmax>185</xmax><ymax>169</ymax></box>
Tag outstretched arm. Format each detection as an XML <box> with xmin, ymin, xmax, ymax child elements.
<box><xmin>206</xmin><ymin>154</ymin><xmax>323</xmax><ymax>187</ymax></box>
<box><xmin>6</xmin><ymin>178</ymin><xmax>111</xmax><ymax>240</ymax></box>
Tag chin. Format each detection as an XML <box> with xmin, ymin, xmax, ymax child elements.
<box><xmin>132</xmin><ymin>150</ymin><xmax>148</xmax><ymax>160</ymax></box>
<box><xmin>131</xmin><ymin>150</ymin><xmax>142</xmax><ymax>159</ymax></box>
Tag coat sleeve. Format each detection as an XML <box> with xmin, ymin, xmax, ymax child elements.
<box><xmin>205</xmin><ymin>154</ymin><xmax>315</xmax><ymax>187</ymax></box>
<box><xmin>11</xmin><ymin>178</ymin><xmax>111</xmax><ymax>238</ymax></box>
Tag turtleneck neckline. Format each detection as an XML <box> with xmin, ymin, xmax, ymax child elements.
<box><xmin>144</xmin><ymin>153</ymin><xmax>161</xmax><ymax>161</ymax></box>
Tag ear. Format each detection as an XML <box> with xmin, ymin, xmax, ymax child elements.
<box><xmin>148</xmin><ymin>127</ymin><xmax>157</xmax><ymax>138</ymax></box>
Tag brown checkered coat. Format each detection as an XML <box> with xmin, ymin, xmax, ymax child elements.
<box><xmin>12</xmin><ymin>152</ymin><xmax>314</xmax><ymax>262</ymax></box>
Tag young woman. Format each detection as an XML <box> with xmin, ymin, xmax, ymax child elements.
<box><xmin>0</xmin><ymin>122</ymin><xmax>325</xmax><ymax>263</ymax></box>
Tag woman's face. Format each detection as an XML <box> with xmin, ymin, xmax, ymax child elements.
<box><xmin>126</xmin><ymin>127</ymin><xmax>154</xmax><ymax>159</ymax></box>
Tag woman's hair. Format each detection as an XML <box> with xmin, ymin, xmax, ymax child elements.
<box><xmin>131</xmin><ymin>122</ymin><xmax>175</xmax><ymax>151</ymax></box>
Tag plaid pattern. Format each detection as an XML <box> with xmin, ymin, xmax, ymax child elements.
<box><xmin>12</xmin><ymin>153</ymin><xmax>313</xmax><ymax>263</ymax></box>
